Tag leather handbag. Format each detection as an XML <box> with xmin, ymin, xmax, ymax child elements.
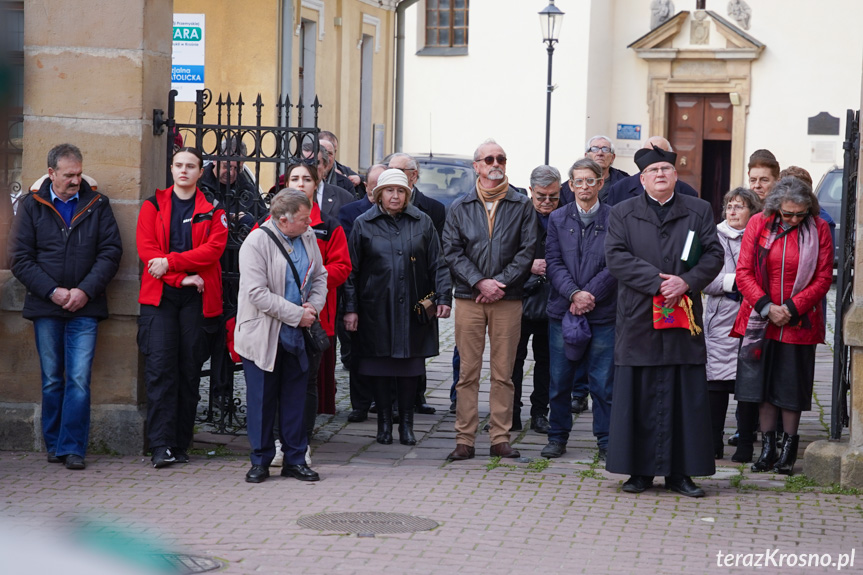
<box><xmin>410</xmin><ymin>256</ymin><xmax>436</xmax><ymax>325</ymax></box>
<box><xmin>260</xmin><ymin>226</ymin><xmax>331</xmax><ymax>354</ymax></box>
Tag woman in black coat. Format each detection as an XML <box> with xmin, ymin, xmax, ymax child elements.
<box><xmin>343</xmin><ymin>169</ymin><xmax>452</xmax><ymax>445</ymax></box>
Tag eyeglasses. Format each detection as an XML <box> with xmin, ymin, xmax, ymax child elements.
<box><xmin>725</xmin><ymin>204</ymin><xmax>749</xmax><ymax>213</ymax></box>
<box><xmin>479</xmin><ymin>155</ymin><xmax>507</xmax><ymax>165</ymax></box>
<box><xmin>780</xmin><ymin>210</ymin><xmax>808</xmax><ymax>219</ymax></box>
<box><xmin>588</xmin><ymin>146</ymin><xmax>613</xmax><ymax>154</ymax></box>
<box><xmin>571</xmin><ymin>177</ymin><xmax>601</xmax><ymax>188</ymax></box>
<box><xmin>534</xmin><ymin>195</ymin><xmax>560</xmax><ymax>203</ymax></box>
<box><xmin>643</xmin><ymin>166</ymin><xmax>675</xmax><ymax>176</ymax></box>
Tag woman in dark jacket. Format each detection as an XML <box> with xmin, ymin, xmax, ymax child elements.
<box><xmin>732</xmin><ymin>176</ymin><xmax>833</xmax><ymax>475</ymax></box>
<box><xmin>343</xmin><ymin>169</ymin><xmax>452</xmax><ymax>445</ymax></box>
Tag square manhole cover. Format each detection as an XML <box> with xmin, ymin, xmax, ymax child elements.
<box><xmin>298</xmin><ymin>512</ymin><xmax>438</xmax><ymax>534</ymax></box>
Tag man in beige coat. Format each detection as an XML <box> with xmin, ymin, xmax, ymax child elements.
<box><xmin>235</xmin><ymin>189</ymin><xmax>328</xmax><ymax>484</ymax></box>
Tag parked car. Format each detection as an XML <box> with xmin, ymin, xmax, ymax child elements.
<box><xmin>814</xmin><ymin>166</ymin><xmax>842</xmax><ymax>265</ymax></box>
<box><xmin>385</xmin><ymin>153</ymin><xmax>476</xmax><ymax>208</ymax></box>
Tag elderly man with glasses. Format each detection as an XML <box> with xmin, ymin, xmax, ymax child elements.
<box><xmin>604</xmin><ymin>145</ymin><xmax>724</xmax><ymax>498</ymax></box>
<box><xmin>443</xmin><ymin>139</ymin><xmax>537</xmax><ymax>461</ymax></box>
<box><xmin>560</xmin><ymin>136</ymin><xmax>629</xmax><ymax>205</ymax></box>
<box><xmin>541</xmin><ymin>158</ymin><xmax>617</xmax><ymax>462</ymax></box>
<box><xmin>509</xmin><ymin>165</ymin><xmax>563</xmax><ymax>435</ymax></box>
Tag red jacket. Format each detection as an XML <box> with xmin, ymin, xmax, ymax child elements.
<box><xmin>256</xmin><ymin>203</ymin><xmax>351</xmax><ymax>335</ymax></box>
<box><xmin>731</xmin><ymin>212</ymin><xmax>833</xmax><ymax>344</ymax></box>
<box><xmin>136</xmin><ymin>186</ymin><xmax>228</xmax><ymax>318</ymax></box>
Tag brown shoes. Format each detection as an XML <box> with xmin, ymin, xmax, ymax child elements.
<box><xmin>446</xmin><ymin>444</ymin><xmax>476</xmax><ymax>461</ymax></box>
<box><xmin>489</xmin><ymin>442</ymin><xmax>520</xmax><ymax>458</ymax></box>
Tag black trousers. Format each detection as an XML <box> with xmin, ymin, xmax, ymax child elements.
<box><xmin>139</xmin><ymin>286</ymin><xmax>213</xmax><ymax>450</ymax></box>
<box><xmin>512</xmin><ymin>319</ymin><xmax>550</xmax><ymax>418</ymax></box>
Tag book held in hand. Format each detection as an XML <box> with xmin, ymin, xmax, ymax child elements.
<box><xmin>680</xmin><ymin>229</ymin><xmax>702</xmax><ymax>269</ymax></box>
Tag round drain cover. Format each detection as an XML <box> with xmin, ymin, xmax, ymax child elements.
<box><xmin>298</xmin><ymin>512</ymin><xmax>439</xmax><ymax>534</ymax></box>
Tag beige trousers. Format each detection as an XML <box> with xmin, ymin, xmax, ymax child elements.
<box><xmin>453</xmin><ymin>298</ymin><xmax>522</xmax><ymax>447</ymax></box>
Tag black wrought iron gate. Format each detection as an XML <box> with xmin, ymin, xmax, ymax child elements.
<box><xmin>831</xmin><ymin>109</ymin><xmax>858</xmax><ymax>440</ymax></box>
<box><xmin>153</xmin><ymin>88</ymin><xmax>320</xmax><ymax>433</ymax></box>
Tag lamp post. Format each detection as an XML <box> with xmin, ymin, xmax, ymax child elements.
<box><xmin>539</xmin><ymin>0</ymin><xmax>564</xmax><ymax>165</ymax></box>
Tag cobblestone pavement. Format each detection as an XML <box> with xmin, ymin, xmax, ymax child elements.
<box><xmin>2</xmin><ymin>289</ymin><xmax>861</xmax><ymax>574</ymax></box>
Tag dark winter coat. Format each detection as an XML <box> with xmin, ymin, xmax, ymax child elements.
<box><xmin>344</xmin><ymin>203</ymin><xmax>452</xmax><ymax>359</ymax></box>
<box><xmin>605</xmin><ymin>192</ymin><xmax>724</xmax><ymax>366</ymax></box>
<box><xmin>606</xmin><ymin>173</ymin><xmax>699</xmax><ymax>206</ymax></box>
<box><xmin>11</xmin><ymin>178</ymin><xmax>123</xmax><ymax>320</ymax></box>
<box><xmin>521</xmin><ymin>210</ymin><xmax>552</xmax><ymax>321</ymax></box>
<box><xmin>412</xmin><ymin>187</ymin><xmax>446</xmax><ymax>238</ymax></box>
<box><xmin>443</xmin><ymin>185</ymin><xmax>537</xmax><ymax>301</ymax></box>
<box><xmin>546</xmin><ymin>202</ymin><xmax>617</xmax><ymax>324</ymax></box>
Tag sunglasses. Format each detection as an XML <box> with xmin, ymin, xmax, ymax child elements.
<box><xmin>780</xmin><ymin>210</ymin><xmax>808</xmax><ymax>219</ymax></box>
<box><xmin>534</xmin><ymin>195</ymin><xmax>559</xmax><ymax>203</ymax></box>
<box><xmin>479</xmin><ymin>155</ymin><xmax>507</xmax><ymax>166</ymax></box>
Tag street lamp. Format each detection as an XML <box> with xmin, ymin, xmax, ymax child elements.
<box><xmin>539</xmin><ymin>0</ymin><xmax>564</xmax><ymax>165</ymax></box>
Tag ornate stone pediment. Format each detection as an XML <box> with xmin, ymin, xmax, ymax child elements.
<box><xmin>628</xmin><ymin>10</ymin><xmax>764</xmax><ymax>60</ymax></box>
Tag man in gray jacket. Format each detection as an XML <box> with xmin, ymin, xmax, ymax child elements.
<box><xmin>443</xmin><ymin>139</ymin><xmax>536</xmax><ymax>461</ymax></box>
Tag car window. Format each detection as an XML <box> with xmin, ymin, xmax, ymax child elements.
<box><xmin>816</xmin><ymin>170</ymin><xmax>842</xmax><ymax>221</ymax></box>
<box><xmin>416</xmin><ymin>163</ymin><xmax>476</xmax><ymax>204</ymax></box>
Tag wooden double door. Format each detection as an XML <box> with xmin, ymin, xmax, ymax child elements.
<box><xmin>667</xmin><ymin>94</ymin><xmax>733</xmax><ymax>222</ymax></box>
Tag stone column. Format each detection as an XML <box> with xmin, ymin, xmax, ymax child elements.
<box><xmin>0</xmin><ymin>0</ymin><xmax>172</xmax><ymax>455</ymax></box>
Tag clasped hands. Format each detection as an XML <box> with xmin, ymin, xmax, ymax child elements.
<box><xmin>767</xmin><ymin>303</ymin><xmax>792</xmax><ymax>327</ymax></box>
<box><xmin>50</xmin><ymin>287</ymin><xmax>89</xmax><ymax>312</ymax></box>
<box><xmin>658</xmin><ymin>273</ymin><xmax>689</xmax><ymax>308</ymax></box>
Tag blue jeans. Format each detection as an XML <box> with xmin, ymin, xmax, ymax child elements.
<box><xmin>34</xmin><ymin>316</ymin><xmax>99</xmax><ymax>458</ymax></box>
<box><xmin>548</xmin><ymin>319</ymin><xmax>615</xmax><ymax>449</ymax></box>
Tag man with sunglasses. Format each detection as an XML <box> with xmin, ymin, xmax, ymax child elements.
<box><xmin>604</xmin><ymin>145</ymin><xmax>724</xmax><ymax>498</ymax></box>
<box><xmin>560</xmin><ymin>136</ymin><xmax>629</xmax><ymax>205</ymax></box>
<box><xmin>510</xmin><ymin>165</ymin><xmax>562</xmax><ymax>435</ymax></box>
<box><xmin>443</xmin><ymin>139</ymin><xmax>537</xmax><ymax>461</ymax></box>
<box><xmin>606</xmin><ymin>136</ymin><xmax>698</xmax><ymax>207</ymax></box>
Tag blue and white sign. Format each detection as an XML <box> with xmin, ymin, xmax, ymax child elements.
<box><xmin>172</xmin><ymin>14</ymin><xmax>205</xmax><ymax>102</ymax></box>
<box><xmin>616</xmin><ymin>124</ymin><xmax>642</xmax><ymax>141</ymax></box>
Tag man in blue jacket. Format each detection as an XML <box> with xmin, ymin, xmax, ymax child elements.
<box><xmin>10</xmin><ymin>144</ymin><xmax>123</xmax><ymax>470</ymax></box>
<box><xmin>541</xmin><ymin>158</ymin><xmax>617</xmax><ymax>461</ymax></box>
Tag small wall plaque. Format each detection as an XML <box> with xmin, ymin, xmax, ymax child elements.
<box><xmin>808</xmin><ymin>112</ymin><xmax>840</xmax><ymax>136</ymax></box>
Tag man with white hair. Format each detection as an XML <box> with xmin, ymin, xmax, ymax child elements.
<box><xmin>560</xmin><ymin>135</ymin><xmax>629</xmax><ymax>205</ymax></box>
<box><xmin>443</xmin><ymin>139</ymin><xmax>536</xmax><ymax>461</ymax></box>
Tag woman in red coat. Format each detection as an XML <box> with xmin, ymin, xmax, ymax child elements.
<box><xmin>137</xmin><ymin>147</ymin><xmax>228</xmax><ymax>468</ymax></box>
<box><xmin>284</xmin><ymin>162</ymin><xmax>351</xmax><ymax>427</ymax></box>
<box><xmin>731</xmin><ymin>176</ymin><xmax>833</xmax><ymax>475</ymax></box>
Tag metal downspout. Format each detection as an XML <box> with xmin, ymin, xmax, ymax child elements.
<box><xmin>395</xmin><ymin>0</ymin><xmax>420</xmax><ymax>152</ymax></box>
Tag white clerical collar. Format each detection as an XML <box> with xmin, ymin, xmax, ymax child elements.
<box><xmin>645</xmin><ymin>191</ymin><xmax>675</xmax><ymax>206</ymax></box>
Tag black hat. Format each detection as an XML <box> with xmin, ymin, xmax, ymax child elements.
<box><xmin>635</xmin><ymin>145</ymin><xmax>677</xmax><ymax>172</ymax></box>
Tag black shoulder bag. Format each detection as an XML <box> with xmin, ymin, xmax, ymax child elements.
<box><xmin>260</xmin><ymin>226</ymin><xmax>331</xmax><ymax>354</ymax></box>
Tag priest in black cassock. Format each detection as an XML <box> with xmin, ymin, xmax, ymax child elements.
<box><xmin>604</xmin><ymin>145</ymin><xmax>724</xmax><ymax>498</ymax></box>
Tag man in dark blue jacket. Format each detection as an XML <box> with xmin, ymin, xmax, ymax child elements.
<box><xmin>606</xmin><ymin>136</ymin><xmax>699</xmax><ymax>206</ymax></box>
<box><xmin>541</xmin><ymin>158</ymin><xmax>617</xmax><ymax>461</ymax></box>
<box><xmin>10</xmin><ymin>144</ymin><xmax>122</xmax><ymax>470</ymax></box>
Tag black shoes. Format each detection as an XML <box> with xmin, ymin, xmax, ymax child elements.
<box><xmin>446</xmin><ymin>444</ymin><xmax>475</xmax><ymax>461</ymax></box>
<box><xmin>376</xmin><ymin>409</ymin><xmax>393</xmax><ymax>445</ymax></box>
<box><xmin>152</xmin><ymin>447</ymin><xmax>176</xmax><ymax>469</ymax></box>
<box><xmin>571</xmin><ymin>396</ymin><xmax>589</xmax><ymax>414</ymax></box>
<box><xmin>531</xmin><ymin>414</ymin><xmax>550</xmax><ymax>434</ymax></box>
<box><xmin>751</xmin><ymin>431</ymin><xmax>778</xmax><ymax>472</ymax></box>
<box><xmin>541</xmin><ymin>441</ymin><xmax>566</xmax><ymax>459</ymax></box>
<box><xmin>415</xmin><ymin>403</ymin><xmax>436</xmax><ymax>415</ymax></box>
<box><xmin>772</xmin><ymin>433</ymin><xmax>799</xmax><ymax>475</ymax></box>
<box><xmin>173</xmin><ymin>448</ymin><xmax>190</xmax><ymax>464</ymax></box>
<box><xmin>47</xmin><ymin>453</ymin><xmax>64</xmax><ymax>464</ymax></box>
<box><xmin>449</xmin><ymin>400</ymin><xmax>457</xmax><ymax>413</ymax></box>
<box><xmin>665</xmin><ymin>475</ymin><xmax>706</xmax><ymax>498</ymax></box>
<box><xmin>622</xmin><ymin>475</ymin><xmax>654</xmax><ymax>493</ymax></box>
<box><xmin>347</xmin><ymin>409</ymin><xmax>368</xmax><ymax>423</ymax></box>
<box><xmin>597</xmin><ymin>446</ymin><xmax>608</xmax><ymax>461</ymax></box>
<box><xmin>731</xmin><ymin>437</ymin><xmax>755</xmax><ymax>463</ymax></box>
<box><xmin>281</xmin><ymin>464</ymin><xmax>320</xmax><ymax>481</ymax></box>
<box><xmin>245</xmin><ymin>465</ymin><xmax>270</xmax><ymax>483</ymax></box>
<box><xmin>64</xmin><ymin>454</ymin><xmax>85</xmax><ymax>470</ymax></box>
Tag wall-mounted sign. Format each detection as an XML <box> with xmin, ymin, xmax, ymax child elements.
<box><xmin>616</xmin><ymin>124</ymin><xmax>642</xmax><ymax>141</ymax></box>
<box><xmin>172</xmin><ymin>14</ymin><xmax>205</xmax><ymax>102</ymax></box>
